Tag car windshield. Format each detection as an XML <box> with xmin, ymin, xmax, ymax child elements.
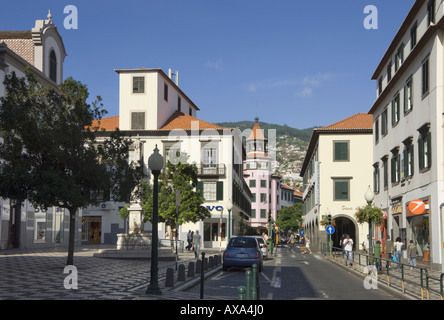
<box><xmin>256</xmin><ymin>238</ymin><xmax>264</xmax><ymax>244</ymax></box>
<box><xmin>229</xmin><ymin>238</ymin><xmax>257</xmax><ymax>248</ymax></box>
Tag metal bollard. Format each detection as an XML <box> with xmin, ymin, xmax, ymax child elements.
<box><xmin>238</xmin><ymin>286</ymin><xmax>246</xmax><ymax>300</ymax></box>
<box><xmin>252</xmin><ymin>264</ymin><xmax>257</xmax><ymax>300</ymax></box>
<box><xmin>245</xmin><ymin>269</ymin><xmax>252</xmax><ymax>300</ymax></box>
<box><xmin>200</xmin><ymin>252</ymin><xmax>205</xmax><ymax>299</ymax></box>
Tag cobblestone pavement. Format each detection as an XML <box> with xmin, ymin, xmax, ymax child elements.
<box><xmin>0</xmin><ymin>244</ymin><xmax>226</xmax><ymax>300</ymax></box>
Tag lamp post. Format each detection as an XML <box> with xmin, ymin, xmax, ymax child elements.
<box><xmin>227</xmin><ymin>200</ymin><xmax>233</xmax><ymax>242</ymax></box>
<box><xmin>364</xmin><ymin>186</ymin><xmax>375</xmax><ymax>259</ymax></box>
<box><xmin>146</xmin><ymin>145</ymin><xmax>163</xmax><ymax>295</ymax></box>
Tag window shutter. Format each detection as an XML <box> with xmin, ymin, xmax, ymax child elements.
<box><xmin>427</xmin><ymin>132</ymin><xmax>432</xmax><ymax>168</ymax></box>
<box><xmin>418</xmin><ymin>138</ymin><xmax>424</xmax><ymax>170</ymax></box>
<box><xmin>334</xmin><ymin>142</ymin><xmax>348</xmax><ymax>161</ymax></box>
<box><xmin>334</xmin><ymin>181</ymin><xmax>348</xmax><ymax>200</ymax></box>
<box><xmin>197</xmin><ymin>181</ymin><xmax>203</xmax><ymax>197</ymax></box>
<box><xmin>216</xmin><ymin>181</ymin><xmax>224</xmax><ymax>200</ymax></box>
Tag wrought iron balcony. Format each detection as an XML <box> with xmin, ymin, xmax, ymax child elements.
<box><xmin>196</xmin><ymin>164</ymin><xmax>225</xmax><ymax>176</ymax></box>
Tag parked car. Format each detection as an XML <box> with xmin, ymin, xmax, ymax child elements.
<box><xmin>252</xmin><ymin>236</ymin><xmax>268</xmax><ymax>259</ymax></box>
<box><xmin>223</xmin><ymin>236</ymin><xmax>263</xmax><ymax>272</ymax></box>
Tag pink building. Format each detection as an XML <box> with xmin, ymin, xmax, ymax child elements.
<box><xmin>243</xmin><ymin>119</ymin><xmax>280</xmax><ymax>230</ymax></box>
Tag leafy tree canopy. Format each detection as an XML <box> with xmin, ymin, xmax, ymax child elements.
<box><xmin>0</xmin><ymin>69</ymin><xmax>142</xmax><ymax>264</ymax></box>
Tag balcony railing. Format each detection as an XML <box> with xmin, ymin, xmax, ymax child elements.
<box><xmin>196</xmin><ymin>164</ymin><xmax>225</xmax><ymax>176</ymax></box>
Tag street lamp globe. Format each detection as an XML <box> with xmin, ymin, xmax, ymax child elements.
<box><xmin>364</xmin><ymin>185</ymin><xmax>375</xmax><ymax>204</ymax></box>
<box><xmin>227</xmin><ymin>201</ymin><xmax>233</xmax><ymax>211</ymax></box>
<box><xmin>148</xmin><ymin>145</ymin><xmax>164</xmax><ymax>171</ymax></box>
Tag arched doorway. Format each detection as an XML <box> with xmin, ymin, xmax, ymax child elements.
<box><xmin>332</xmin><ymin>216</ymin><xmax>357</xmax><ymax>248</ymax></box>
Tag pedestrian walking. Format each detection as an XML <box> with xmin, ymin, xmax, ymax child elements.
<box><xmin>185</xmin><ymin>230</ymin><xmax>192</xmax><ymax>251</ymax></box>
<box><xmin>374</xmin><ymin>240</ymin><xmax>382</xmax><ymax>271</ymax></box>
<box><xmin>340</xmin><ymin>234</ymin><xmax>346</xmax><ymax>257</ymax></box>
<box><xmin>193</xmin><ymin>230</ymin><xmax>202</xmax><ymax>258</ymax></box>
<box><xmin>300</xmin><ymin>235</ymin><xmax>306</xmax><ymax>254</ymax></box>
<box><xmin>394</xmin><ymin>237</ymin><xmax>404</xmax><ymax>268</ymax></box>
<box><xmin>305</xmin><ymin>236</ymin><xmax>312</xmax><ymax>254</ymax></box>
<box><xmin>384</xmin><ymin>235</ymin><xmax>394</xmax><ymax>269</ymax></box>
<box><xmin>408</xmin><ymin>240</ymin><xmax>417</xmax><ymax>270</ymax></box>
<box><xmin>287</xmin><ymin>232</ymin><xmax>296</xmax><ymax>252</ymax></box>
<box><xmin>362</xmin><ymin>235</ymin><xmax>369</xmax><ymax>252</ymax></box>
<box><xmin>343</xmin><ymin>234</ymin><xmax>354</xmax><ymax>266</ymax></box>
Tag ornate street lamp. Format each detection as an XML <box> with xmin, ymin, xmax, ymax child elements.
<box><xmin>146</xmin><ymin>145</ymin><xmax>163</xmax><ymax>295</ymax></box>
<box><xmin>364</xmin><ymin>186</ymin><xmax>375</xmax><ymax>258</ymax></box>
<box><xmin>226</xmin><ymin>200</ymin><xmax>233</xmax><ymax>242</ymax></box>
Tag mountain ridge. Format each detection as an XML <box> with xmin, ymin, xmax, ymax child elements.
<box><xmin>216</xmin><ymin>121</ymin><xmax>314</xmax><ymax>190</ymax></box>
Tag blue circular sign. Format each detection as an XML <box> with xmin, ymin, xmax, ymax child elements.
<box><xmin>300</xmin><ymin>231</ymin><xmax>305</xmax><ymax>235</ymax></box>
<box><xmin>326</xmin><ymin>226</ymin><xmax>335</xmax><ymax>235</ymax></box>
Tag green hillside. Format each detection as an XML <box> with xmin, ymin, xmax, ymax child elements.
<box><xmin>215</xmin><ymin>121</ymin><xmax>314</xmax><ymax>142</ymax></box>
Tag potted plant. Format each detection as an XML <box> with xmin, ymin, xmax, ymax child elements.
<box><xmin>355</xmin><ymin>204</ymin><xmax>384</xmax><ymax>225</ymax></box>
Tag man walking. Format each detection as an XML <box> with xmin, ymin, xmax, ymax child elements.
<box><xmin>287</xmin><ymin>233</ymin><xmax>296</xmax><ymax>252</ymax></box>
<box><xmin>186</xmin><ymin>230</ymin><xmax>192</xmax><ymax>251</ymax></box>
<box><xmin>193</xmin><ymin>230</ymin><xmax>202</xmax><ymax>258</ymax></box>
<box><xmin>343</xmin><ymin>234</ymin><xmax>354</xmax><ymax>266</ymax></box>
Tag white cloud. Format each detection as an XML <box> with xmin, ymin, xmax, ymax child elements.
<box><xmin>205</xmin><ymin>58</ymin><xmax>223</xmax><ymax>71</ymax></box>
<box><xmin>296</xmin><ymin>87</ymin><xmax>313</xmax><ymax>97</ymax></box>
<box><xmin>247</xmin><ymin>72</ymin><xmax>333</xmax><ymax>97</ymax></box>
<box><xmin>248</xmin><ymin>84</ymin><xmax>257</xmax><ymax>92</ymax></box>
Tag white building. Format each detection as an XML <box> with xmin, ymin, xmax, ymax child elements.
<box><xmin>369</xmin><ymin>0</ymin><xmax>444</xmax><ymax>269</ymax></box>
<box><xmin>300</xmin><ymin>113</ymin><xmax>373</xmax><ymax>252</ymax></box>
<box><xmin>0</xmin><ymin>13</ymin><xmax>79</xmax><ymax>249</ymax></box>
<box><xmin>88</xmin><ymin>68</ymin><xmax>252</xmax><ymax>249</ymax></box>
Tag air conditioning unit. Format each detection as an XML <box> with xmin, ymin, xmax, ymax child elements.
<box><xmin>100</xmin><ymin>203</ymin><xmax>112</xmax><ymax>210</ymax></box>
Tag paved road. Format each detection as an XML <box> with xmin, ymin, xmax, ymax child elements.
<box><xmin>186</xmin><ymin>245</ymin><xmax>408</xmax><ymax>300</ymax></box>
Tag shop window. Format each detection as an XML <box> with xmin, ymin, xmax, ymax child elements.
<box><xmin>34</xmin><ymin>208</ymin><xmax>47</xmax><ymax>242</ymax></box>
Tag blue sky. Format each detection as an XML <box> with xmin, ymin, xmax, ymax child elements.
<box><xmin>1</xmin><ymin>0</ymin><xmax>415</xmax><ymax>129</ymax></box>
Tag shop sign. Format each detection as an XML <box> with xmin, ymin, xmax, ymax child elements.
<box><xmin>204</xmin><ymin>205</ymin><xmax>223</xmax><ymax>212</ymax></box>
<box><xmin>391</xmin><ymin>202</ymin><xmax>402</xmax><ymax>214</ymax></box>
<box><xmin>408</xmin><ymin>199</ymin><xmax>425</xmax><ymax>215</ymax></box>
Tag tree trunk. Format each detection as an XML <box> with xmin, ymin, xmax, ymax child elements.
<box><xmin>66</xmin><ymin>207</ymin><xmax>77</xmax><ymax>266</ymax></box>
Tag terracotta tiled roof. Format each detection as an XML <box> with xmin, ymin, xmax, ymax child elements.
<box><xmin>247</xmin><ymin>121</ymin><xmax>267</xmax><ymax>141</ymax></box>
<box><xmin>0</xmin><ymin>31</ymin><xmax>33</xmax><ymax>39</ymax></box>
<box><xmin>320</xmin><ymin>113</ymin><xmax>373</xmax><ymax>130</ymax></box>
<box><xmin>88</xmin><ymin>112</ymin><xmax>226</xmax><ymax>131</ymax></box>
<box><xmin>0</xmin><ymin>31</ymin><xmax>35</xmax><ymax>66</ymax></box>
<box><xmin>89</xmin><ymin>116</ymin><xmax>120</xmax><ymax>131</ymax></box>
<box><xmin>159</xmin><ymin>111</ymin><xmax>226</xmax><ymax>130</ymax></box>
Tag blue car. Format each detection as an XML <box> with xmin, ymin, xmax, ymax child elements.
<box><xmin>223</xmin><ymin>236</ymin><xmax>263</xmax><ymax>272</ymax></box>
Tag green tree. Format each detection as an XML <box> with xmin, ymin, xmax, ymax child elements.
<box><xmin>121</xmin><ymin>160</ymin><xmax>210</xmax><ymax>235</ymax></box>
<box><xmin>0</xmin><ymin>69</ymin><xmax>141</xmax><ymax>265</ymax></box>
<box><xmin>275</xmin><ymin>203</ymin><xmax>302</xmax><ymax>233</ymax></box>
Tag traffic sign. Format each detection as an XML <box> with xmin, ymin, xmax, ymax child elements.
<box><xmin>408</xmin><ymin>199</ymin><xmax>425</xmax><ymax>215</ymax></box>
<box><xmin>326</xmin><ymin>226</ymin><xmax>335</xmax><ymax>235</ymax></box>
<box><xmin>300</xmin><ymin>231</ymin><xmax>305</xmax><ymax>235</ymax></box>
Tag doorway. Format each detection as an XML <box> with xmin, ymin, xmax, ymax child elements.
<box><xmin>82</xmin><ymin>216</ymin><xmax>102</xmax><ymax>243</ymax></box>
<box><xmin>332</xmin><ymin>216</ymin><xmax>357</xmax><ymax>248</ymax></box>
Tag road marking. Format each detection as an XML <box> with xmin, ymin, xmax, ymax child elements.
<box><xmin>273</xmin><ymin>277</ymin><xmax>281</xmax><ymax>288</ymax></box>
<box><xmin>303</xmin><ymin>261</ymin><xmax>309</xmax><ymax>265</ymax></box>
<box><xmin>267</xmin><ymin>293</ymin><xmax>273</xmax><ymax>300</ymax></box>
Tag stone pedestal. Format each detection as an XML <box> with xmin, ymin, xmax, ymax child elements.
<box><xmin>128</xmin><ymin>204</ymin><xmax>144</xmax><ymax>234</ymax></box>
<box><xmin>116</xmin><ymin>233</ymin><xmax>152</xmax><ymax>250</ymax></box>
